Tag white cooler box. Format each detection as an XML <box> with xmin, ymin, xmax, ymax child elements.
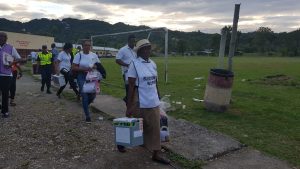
<box><xmin>52</xmin><ymin>74</ymin><xmax>66</xmax><ymax>87</ymax></box>
<box><xmin>113</xmin><ymin>117</ymin><xmax>143</xmax><ymax>147</ymax></box>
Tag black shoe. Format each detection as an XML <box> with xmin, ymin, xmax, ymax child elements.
<box><xmin>117</xmin><ymin>145</ymin><xmax>126</xmax><ymax>153</ymax></box>
<box><xmin>85</xmin><ymin>117</ymin><xmax>91</xmax><ymax>123</ymax></box>
<box><xmin>2</xmin><ymin>112</ymin><xmax>9</xmax><ymax>118</ymax></box>
<box><xmin>46</xmin><ymin>90</ymin><xmax>52</xmax><ymax>94</ymax></box>
<box><xmin>41</xmin><ymin>86</ymin><xmax>44</xmax><ymax>92</ymax></box>
<box><xmin>76</xmin><ymin>94</ymin><xmax>81</xmax><ymax>101</ymax></box>
<box><xmin>56</xmin><ymin>92</ymin><xmax>61</xmax><ymax>98</ymax></box>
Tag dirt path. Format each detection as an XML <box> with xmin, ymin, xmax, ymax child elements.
<box><xmin>0</xmin><ymin>75</ymin><xmax>173</xmax><ymax>169</ymax></box>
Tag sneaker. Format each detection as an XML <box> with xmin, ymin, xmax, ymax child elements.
<box><xmin>85</xmin><ymin>118</ymin><xmax>91</xmax><ymax>123</ymax></box>
<box><xmin>2</xmin><ymin>112</ymin><xmax>9</xmax><ymax>118</ymax></box>
<box><xmin>46</xmin><ymin>90</ymin><xmax>52</xmax><ymax>94</ymax></box>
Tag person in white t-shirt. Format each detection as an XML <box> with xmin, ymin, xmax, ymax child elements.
<box><xmin>72</xmin><ymin>40</ymin><xmax>100</xmax><ymax>123</ymax></box>
<box><xmin>0</xmin><ymin>32</ymin><xmax>21</xmax><ymax>118</ymax></box>
<box><xmin>55</xmin><ymin>42</ymin><xmax>79</xmax><ymax>99</ymax></box>
<box><xmin>115</xmin><ymin>34</ymin><xmax>136</xmax><ymax>104</ymax></box>
<box><xmin>126</xmin><ymin>39</ymin><xmax>170</xmax><ymax>164</ymax></box>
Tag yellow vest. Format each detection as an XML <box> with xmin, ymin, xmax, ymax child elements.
<box><xmin>72</xmin><ymin>48</ymin><xmax>78</xmax><ymax>57</ymax></box>
<box><xmin>38</xmin><ymin>52</ymin><xmax>52</xmax><ymax>65</ymax></box>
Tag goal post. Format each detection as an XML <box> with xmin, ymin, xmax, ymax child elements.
<box><xmin>90</xmin><ymin>27</ymin><xmax>169</xmax><ymax>83</ymax></box>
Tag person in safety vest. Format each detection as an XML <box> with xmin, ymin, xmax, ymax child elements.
<box><xmin>37</xmin><ymin>45</ymin><xmax>54</xmax><ymax>94</ymax></box>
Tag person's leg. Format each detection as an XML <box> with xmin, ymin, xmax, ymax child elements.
<box><xmin>77</xmin><ymin>74</ymin><xmax>91</xmax><ymax>122</ymax></box>
<box><xmin>67</xmin><ymin>72</ymin><xmax>79</xmax><ymax>97</ymax></box>
<box><xmin>56</xmin><ymin>70</ymin><xmax>69</xmax><ymax>98</ymax></box>
<box><xmin>45</xmin><ymin>66</ymin><xmax>52</xmax><ymax>94</ymax></box>
<box><xmin>141</xmin><ymin>107</ymin><xmax>170</xmax><ymax>164</ymax></box>
<box><xmin>122</xmin><ymin>74</ymin><xmax>129</xmax><ymax>104</ymax></box>
<box><xmin>40</xmin><ymin>67</ymin><xmax>46</xmax><ymax>91</ymax></box>
<box><xmin>87</xmin><ymin>93</ymin><xmax>96</xmax><ymax>105</ymax></box>
<box><xmin>81</xmin><ymin>92</ymin><xmax>90</xmax><ymax>121</ymax></box>
<box><xmin>0</xmin><ymin>76</ymin><xmax>11</xmax><ymax>117</ymax></box>
<box><xmin>9</xmin><ymin>73</ymin><xmax>17</xmax><ymax>106</ymax></box>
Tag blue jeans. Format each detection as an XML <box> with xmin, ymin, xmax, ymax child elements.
<box><xmin>77</xmin><ymin>73</ymin><xmax>96</xmax><ymax>119</ymax></box>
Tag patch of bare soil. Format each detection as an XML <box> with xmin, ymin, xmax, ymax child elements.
<box><xmin>249</xmin><ymin>74</ymin><xmax>300</xmax><ymax>87</ymax></box>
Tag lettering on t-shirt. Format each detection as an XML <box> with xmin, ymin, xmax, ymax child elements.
<box><xmin>143</xmin><ymin>76</ymin><xmax>156</xmax><ymax>86</ymax></box>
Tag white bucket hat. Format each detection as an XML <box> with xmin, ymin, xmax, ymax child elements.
<box><xmin>134</xmin><ymin>39</ymin><xmax>151</xmax><ymax>52</ymax></box>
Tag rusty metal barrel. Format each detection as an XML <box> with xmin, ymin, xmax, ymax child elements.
<box><xmin>204</xmin><ymin>69</ymin><xmax>234</xmax><ymax>112</ymax></box>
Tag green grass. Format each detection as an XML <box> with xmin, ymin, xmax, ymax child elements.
<box><xmin>100</xmin><ymin>56</ymin><xmax>300</xmax><ymax>168</ymax></box>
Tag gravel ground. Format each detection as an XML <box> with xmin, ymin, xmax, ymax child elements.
<box><xmin>0</xmin><ymin>75</ymin><xmax>173</xmax><ymax>169</ymax></box>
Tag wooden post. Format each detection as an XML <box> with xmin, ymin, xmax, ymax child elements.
<box><xmin>228</xmin><ymin>4</ymin><xmax>241</xmax><ymax>71</ymax></box>
<box><xmin>164</xmin><ymin>28</ymin><xmax>168</xmax><ymax>83</ymax></box>
<box><xmin>218</xmin><ymin>29</ymin><xmax>227</xmax><ymax>69</ymax></box>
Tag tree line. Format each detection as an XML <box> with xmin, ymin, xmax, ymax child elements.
<box><xmin>0</xmin><ymin>18</ymin><xmax>299</xmax><ymax>56</ymax></box>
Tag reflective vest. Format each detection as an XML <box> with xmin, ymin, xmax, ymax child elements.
<box><xmin>72</xmin><ymin>48</ymin><xmax>78</xmax><ymax>57</ymax></box>
<box><xmin>38</xmin><ymin>52</ymin><xmax>52</xmax><ymax>65</ymax></box>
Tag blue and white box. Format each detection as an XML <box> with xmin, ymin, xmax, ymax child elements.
<box><xmin>113</xmin><ymin>117</ymin><xmax>143</xmax><ymax>147</ymax></box>
<box><xmin>52</xmin><ymin>74</ymin><xmax>66</xmax><ymax>87</ymax></box>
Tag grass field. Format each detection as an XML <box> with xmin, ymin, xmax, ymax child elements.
<box><xmin>100</xmin><ymin>56</ymin><xmax>300</xmax><ymax>167</ymax></box>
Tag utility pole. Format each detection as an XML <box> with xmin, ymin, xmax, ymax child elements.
<box><xmin>228</xmin><ymin>4</ymin><xmax>241</xmax><ymax>71</ymax></box>
<box><xmin>218</xmin><ymin>29</ymin><xmax>227</xmax><ymax>69</ymax></box>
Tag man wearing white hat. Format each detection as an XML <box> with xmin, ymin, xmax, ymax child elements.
<box><xmin>126</xmin><ymin>39</ymin><xmax>170</xmax><ymax>164</ymax></box>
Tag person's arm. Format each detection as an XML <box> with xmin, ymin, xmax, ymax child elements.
<box><xmin>16</xmin><ymin>63</ymin><xmax>22</xmax><ymax>78</ymax></box>
<box><xmin>115</xmin><ymin>49</ymin><xmax>129</xmax><ymax>67</ymax></box>
<box><xmin>126</xmin><ymin>77</ymin><xmax>137</xmax><ymax>117</ymax></box>
<box><xmin>12</xmin><ymin>47</ymin><xmax>21</xmax><ymax>62</ymax></box>
<box><xmin>116</xmin><ymin>59</ymin><xmax>129</xmax><ymax>67</ymax></box>
<box><xmin>126</xmin><ymin>62</ymin><xmax>138</xmax><ymax>116</ymax></box>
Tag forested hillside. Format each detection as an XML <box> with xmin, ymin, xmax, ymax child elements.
<box><xmin>1</xmin><ymin>18</ymin><xmax>299</xmax><ymax>56</ymax></box>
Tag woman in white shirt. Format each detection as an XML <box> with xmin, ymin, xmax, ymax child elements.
<box><xmin>55</xmin><ymin>43</ymin><xmax>79</xmax><ymax>99</ymax></box>
<box><xmin>72</xmin><ymin>40</ymin><xmax>100</xmax><ymax>123</ymax></box>
<box><xmin>127</xmin><ymin>39</ymin><xmax>170</xmax><ymax>164</ymax></box>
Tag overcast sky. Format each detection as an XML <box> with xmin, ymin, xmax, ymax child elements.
<box><xmin>1</xmin><ymin>0</ymin><xmax>300</xmax><ymax>33</ymax></box>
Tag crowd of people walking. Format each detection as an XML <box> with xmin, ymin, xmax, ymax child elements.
<box><xmin>0</xmin><ymin>32</ymin><xmax>170</xmax><ymax>165</ymax></box>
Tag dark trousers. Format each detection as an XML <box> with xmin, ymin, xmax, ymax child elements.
<box><xmin>9</xmin><ymin>72</ymin><xmax>17</xmax><ymax>100</ymax></box>
<box><xmin>122</xmin><ymin>74</ymin><xmax>129</xmax><ymax>104</ymax></box>
<box><xmin>57</xmin><ymin>69</ymin><xmax>79</xmax><ymax>96</ymax></box>
<box><xmin>0</xmin><ymin>76</ymin><xmax>11</xmax><ymax>114</ymax></box>
<box><xmin>40</xmin><ymin>65</ymin><xmax>52</xmax><ymax>90</ymax></box>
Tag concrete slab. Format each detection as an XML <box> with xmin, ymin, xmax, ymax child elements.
<box><xmin>91</xmin><ymin>95</ymin><xmax>243</xmax><ymax>161</ymax></box>
<box><xmin>203</xmin><ymin>148</ymin><xmax>294</xmax><ymax>169</ymax></box>
<box><xmin>91</xmin><ymin>95</ymin><xmax>126</xmax><ymax>119</ymax></box>
<box><xmin>162</xmin><ymin>118</ymin><xmax>243</xmax><ymax>160</ymax></box>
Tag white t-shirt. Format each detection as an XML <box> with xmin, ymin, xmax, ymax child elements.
<box><xmin>73</xmin><ymin>51</ymin><xmax>100</xmax><ymax>69</ymax></box>
<box><xmin>127</xmin><ymin>57</ymin><xmax>160</xmax><ymax>108</ymax></box>
<box><xmin>30</xmin><ymin>51</ymin><xmax>37</xmax><ymax>59</ymax></box>
<box><xmin>57</xmin><ymin>51</ymin><xmax>71</xmax><ymax>71</ymax></box>
<box><xmin>116</xmin><ymin>45</ymin><xmax>136</xmax><ymax>75</ymax></box>
<box><xmin>0</xmin><ymin>45</ymin><xmax>21</xmax><ymax>76</ymax></box>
